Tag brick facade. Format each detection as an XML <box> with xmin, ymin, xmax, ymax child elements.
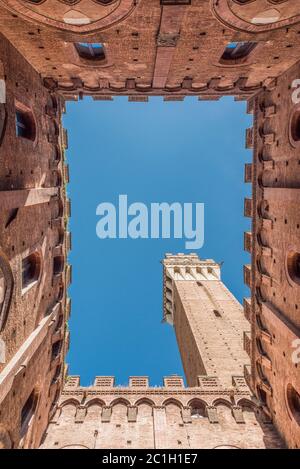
<box><xmin>0</xmin><ymin>33</ymin><xmax>69</xmax><ymax>448</ymax></box>
<box><xmin>41</xmin><ymin>373</ymin><xmax>282</xmax><ymax>449</ymax></box>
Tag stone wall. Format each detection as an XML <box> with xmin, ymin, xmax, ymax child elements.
<box><xmin>41</xmin><ymin>375</ymin><xmax>283</xmax><ymax>449</ymax></box>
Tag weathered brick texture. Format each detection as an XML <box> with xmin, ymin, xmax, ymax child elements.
<box><xmin>0</xmin><ymin>0</ymin><xmax>299</xmax><ymax>450</ymax></box>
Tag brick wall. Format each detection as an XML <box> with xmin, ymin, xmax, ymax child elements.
<box><xmin>0</xmin><ymin>34</ymin><xmax>69</xmax><ymax>449</ymax></box>
<box><xmin>41</xmin><ymin>376</ymin><xmax>283</xmax><ymax>449</ymax></box>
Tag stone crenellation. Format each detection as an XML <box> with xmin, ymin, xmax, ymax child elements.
<box><xmin>64</xmin><ymin>374</ymin><xmax>248</xmax><ymax>390</ymax></box>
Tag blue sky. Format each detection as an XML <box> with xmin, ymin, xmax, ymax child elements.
<box><xmin>65</xmin><ymin>96</ymin><xmax>252</xmax><ymax>386</ymax></box>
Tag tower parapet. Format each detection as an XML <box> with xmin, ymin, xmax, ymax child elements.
<box><xmin>163</xmin><ymin>253</ymin><xmax>220</xmax><ymax>325</ymax></box>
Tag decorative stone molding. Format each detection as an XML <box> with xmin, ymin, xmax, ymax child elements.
<box><xmin>0</xmin><ymin>0</ymin><xmax>137</xmax><ymax>34</ymax></box>
<box><xmin>212</xmin><ymin>0</ymin><xmax>300</xmax><ymax>33</ymax></box>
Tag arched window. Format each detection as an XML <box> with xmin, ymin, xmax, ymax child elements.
<box><xmin>0</xmin><ymin>104</ymin><xmax>6</xmax><ymax>145</ymax></box>
<box><xmin>0</xmin><ymin>339</ymin><xmax>5</xmax><ymax>364</ymax></box>
<box><xmin>110</xmin><ymin>402</ymin><xmax>128</xmax><ymax>425</ymax></box>
<box><xmin>256</xmin><ymin>337</ymin><xmax>268</xmax><ymax>357</ymax></box>
<box><xmin>50</xmin><ymin>390</ymin><xmax>60</xmax><ymax>414</ymax></box>
<box><xmin>290</xmin><ymin>109</ymin><xmax>300</xmax><ymax>143</ymax></box>
<box><xmin>220</xmin><ymin>42</ymin><xmax>257</xmax><ymax>63</ymax></box>
<box><xmin>60</xmin><ymin>1</ymin><xmax>80</xmax><ymax>6</ymax></box>
<box><xmin>233</xmin><ymin>0</ymin><xmax>252</xmax><ymax>4</ymax></box>
<box><xmin>165</xmin><ymin>401</ymin><xmax>182</xmax><ymax>425</ymax></box>
<box><xmin>0</xmin><ymin>254</ymin><xmax>13</xmax><ymax>331</ymax></box>
<box><xmin>213</xmin><ymin>445</ymin><xmax>240</xmax><ymax>449</ymax></box>
<box><xmin>286</xmin><ymin>251</ymin><xmax>300</xmax><ymax>285</ymax></box>
<box><xmin>95</xmin><ymin>0</ymin><xmax>117</xmax><ymax>4</ymax></box>
<box><xmin>96</xmin><ymin>0</ymin><xmax>116</xmax><ymax>5</ymax></box>
<box><xmin>0</xmin><ymin>269</ymin><xmax>6</xmax><ymax>321</ymax></box>
<box><xmin>75</xmin><ymin>43</ymin><xmax>105</xmax><ymax>61</ymax></box>
<box><xmin>190</xmin><ymin>400</ymin><xmax>206</xmax><ymax>419</ymax></box>
<box><xmin>53</xmin><ymin>256</ymin><xmax>64</xmax><ymax>275</ymax></box>
<box><xmin>51</xmin><ymin>340</ymin><xmax>63</xmax><ymax>361</ymax></box>
<box><xmin>52</xmin><ymin>364</ymin><xmax>62</xmax><ymax>385</ymax></box>
<box><xmin>257</xmin><ymin>385</ymin><xmax>267</xmax><ymax>406</ymax></box>
<box><xmin>55</xmin><ymin>314</ymin><xmax>64</xmax><ymax>331</ymax></box>
<box><xmin>287</xmin><ymin>384</ymin><xmax>300</xmax><ymax>425</ymax></box>
<box><xmin>21</xmin><ymin>391</ymin><xmax>38</xmax><ymax>437</ymax></box>
<box><xmin>15</xmin><ymin>104</ymin><xmax>36</xmax><ymax>141</ymax></box>
<box><xmin>52</xmin><ymin>146</ymin><xmax>61</xmax><ymax>165</ymax></box>
<box><xmin>22</xmin><ymin>252</ymin><xmax>41</xmax><ymax>293</ymax></box>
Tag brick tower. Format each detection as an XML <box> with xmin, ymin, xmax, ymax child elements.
<box><xmin>0</xmin><ymin>0</ymin><xmax>299</xmax><ymax>449</ymax></box>
<box><xmin>162</xmin><ymin>254</ymin><xmax>250</xmax><ymax>388</ymax></box>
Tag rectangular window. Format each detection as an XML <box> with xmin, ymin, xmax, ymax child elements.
<box><xmin>15</xmin><ymin>103</ymin><xmax>36</xmax><ymax>140</ymax></box>
<box><xmin>75</xmin><ymin>43</ymin><xmax>105</xmax><ymax>61</ymax></box>
<box><xmin>16</xmin><ymin>110</ymin><xmax>27</xmax><ymax>138</ymax></box>
<box><xmin>21</xmin><ymin>253</ymin><xmax>41</xmax><ymax>292</ymax></box>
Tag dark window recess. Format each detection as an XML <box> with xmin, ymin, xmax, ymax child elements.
<box><xmin>287</xmin><ymin>384</ymin><xmax>300</xmax><ymax>425</ymax></box>
<box><xmin>160</xmin><ymin>0</ymin><xmax>191</xmax><ymax>4</ymax></box>
<box><xmin>51</xmin><ymin>340</ymin><xmax>62</xmax><ymax>360</ymax></box>
<box><xmin>0</xmin><ymin>269</ymin><xmax>6</xmax><ymax>318</ymax></box>
<box><xmin>53</xmin><ymin>256</ymin><xmax>64</xmax><ymax>275</ymax></box>
<box><xmin>57</xmin><ymin>287</ymin><xmax>64</xmax><ymax>302</ymax></box>
<box><xmin>53</xmin><ymin>146</ymin><xmax>61</xmax><ymax>164</ymax></box>
<box><xmin>290</xmin><ymin>110</ymin><xmax>300</xmax><ymax>142</ymax></box>
<box><xmin>55</xmin><ymin>314</ymin><xmax>64</xmax><ymax>331</ymax></box>
<box><xmin>256</xmin><ymin>337</ymin><xmax>267</xmax><ymax>356</ymax></box>
<box><xmin>287</xmin><ymin>251</ymin><xmax>300</xmax><ymax>285</ymax></box>
<box><xmin>21</xmin><ymin>391</ymin><xmax>37</xmax><ymax>437</ymax></box>
<box><xmin>61</xmin><ymin>1</ymin><xmax>78</xmax><ymax>5</ymax></box>
<box><xmin>95</xmin><ymin>0</ymin><xmax>117</xmax><ymax>4</ymax></box>
<box><xmin>5</xmin><ymin>208</ymin><xmax>19</xmax><ymax>229</ymax></box>
<box><xmin>257</xmin><ymin>386</ymin><xmax>267</xmax><ymax>406</ymax></box>
<box><xmin>22</xmin><ymin>253</ymin><xmax>41</xmax><ymax>290</ymax></box>
<box><xmin>75</xmin><ymin>43</ymin><xmax>105</xmax><ymax>61</ymax></box>
<box><xmin>190</xmin><ymin>400</ymin><xmax>206</xmax><ymax>418</ymax></box>
<box><xmin>48</xmin><ymin>94</ymin><xmax>58</xmax><ymax>112</ymax></box>
<box><xmin>0</xmin><ymin>104</ymin><xmax>7</xmax><ymax>145</ymax></box>
<box><xmin>52</xmin><ymin>365</ymin><xmax>62</xmax><ymax>384</ymax></box>
<box><xmin>15</xmin><ymin>108</ymin><xmax>36</xmax><ymax>140</ymax></box>
<box><xmin>221</xmin><ymin>42</ymin><xmax>257</xmax><ymax>62</ymax></box>
<box><xmin>50</xmin><ymin>390</ymin><xmax>60</xmax><ymax>412</ymax></box>
<box><xmin>213</xmin><ymin>309</ymin><xmax>221</xmax><ymax>317</ymax></box>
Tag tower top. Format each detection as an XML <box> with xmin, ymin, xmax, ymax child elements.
<box><xmin>162</xmin><ymin>253</ymin><xmax>221</xmax><ymax>324</ymax></box>
<box><xmin>163</xmin><ymin>253</ymin><xmax>219</xmax><ymax>267</ymax></box>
